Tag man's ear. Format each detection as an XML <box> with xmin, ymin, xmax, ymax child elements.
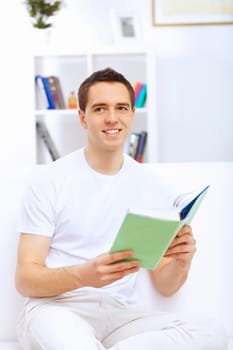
<box><xmin>78</xmin><ymin>109</ymin><xmax>87</xmax><ymax>129</ymax></box>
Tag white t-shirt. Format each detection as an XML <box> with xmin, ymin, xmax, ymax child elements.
<box><xmin>18</xmin><ymin>148</ymin><xmax>174</xmax><ymax>303</ymax></box>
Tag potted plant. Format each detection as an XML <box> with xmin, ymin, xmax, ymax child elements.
<box><xmin>25</xmin><ymin>0</ymin><xmax>63</xmax><ymax>29</ymax></box>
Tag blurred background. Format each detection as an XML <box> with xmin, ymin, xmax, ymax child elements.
<box><xmin>0</xmin><ymin>0</ymin><xmax>232</xmax><ymax>168</ymax></box>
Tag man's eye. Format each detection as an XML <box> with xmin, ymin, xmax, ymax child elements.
<box><xmin>94</xmin><ymin>107</ymin><xmax>104</xmax><ymax>112</ymax></box>
<box><xmin>118</xmin><ymin>106</ymin><xmax>128</xmax><ymax>111</ymax></box>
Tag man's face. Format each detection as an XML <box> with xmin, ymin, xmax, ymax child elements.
<box><xmin>79</xmin><ymin>81</ymin><xmax>135</xmax><ymax>152</ymax></box>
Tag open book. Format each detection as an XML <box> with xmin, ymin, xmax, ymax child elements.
<box><xmin>110</xmin><ymin>185</ymin><xmax>209</xmax><ymax>270</ymax></box>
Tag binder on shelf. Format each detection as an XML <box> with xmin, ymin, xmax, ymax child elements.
<box><xmin>35</xmin><ymin>75</ymin><xmax>56</xmax><ymax>110</ymax></box>
<box><xmin>36</xmin><ymin>121</ymin><xmax>60</xmax><ymax>161</ymax></box>
<box><xmin>35</xmin><ymin>75</ymin><xmax>48</xmax><ymax>110</ymax></box>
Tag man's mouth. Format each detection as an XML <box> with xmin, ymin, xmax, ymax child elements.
<box><xmin>103</xmin><ymin>129</ymin><xmax>122</xmax><ymax>135</ymax></box>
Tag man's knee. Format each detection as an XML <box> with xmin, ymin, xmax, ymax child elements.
<box><xmin>17</xmin><ymin>304</ymin><xmax>97</xmax><ymax>350</ymax></box>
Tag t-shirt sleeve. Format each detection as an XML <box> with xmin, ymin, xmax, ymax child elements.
<box><xmin>17</xmin><ymin>167</ymin><xmax>56</xmax><ymax>237</ymax></box>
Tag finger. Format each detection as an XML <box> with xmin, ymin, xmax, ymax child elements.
<box><xmin>165</xmin><ymin>243</ymin><xmax>196</xmax><ymax>256</ymax></box>
<box><xmin>108</xmin><ymin>259</ymin><xmax>140</xmax><ymax>273</ymax></box>
<box><xmin>99</xmin><ymin>250</ymin><xmax>135</xmax><ymax>265</ymax></box>
<box><xmin>177</xmin><ymin>225</ymin><xmax>192</xmax><ymax>237</ymax></box>
<box><xmin>167</xmin><ymin>235</ymin><xmax>196</xmax><ymax>250</ymax></box>
<box><xmin>97</xmin><ymin>258</ymin><xmax>140</xmax><ymax>276</ymax></box>
<box><xmin>101</xmin><ymin>265</ymin><xmax>140</xmax><ymax>282</ymax></box>
<box><xmin>164</xmin><ymin>251</ymin><xmax>195</xmax><ymax>260</ymax></box>
<box><xmin>170</xmin><ymin>235</ymin><xmax>196</xmax><ymax>248</ymax></box>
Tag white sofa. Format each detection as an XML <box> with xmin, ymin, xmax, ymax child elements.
<box><xmin>0</xmin><ymin>162</ymin><xmax>232</xmax><ymax>349</ymax></box>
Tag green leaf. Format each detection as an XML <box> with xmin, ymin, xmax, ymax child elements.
<box><xmin>25</xmin><ymin>0</ymin><xmax>62</xmax><ymax>28</ymax></box>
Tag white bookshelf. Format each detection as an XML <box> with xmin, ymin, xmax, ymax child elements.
<box><xmin>33</xmin><ymin>46</ymin><xmax>158</xmax><ymax>164</ymax></box>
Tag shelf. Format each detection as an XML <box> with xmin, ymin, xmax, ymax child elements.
<box><xmin>33</xmin><ymin>45</ymin><xmax>149</xmax><ymax>58</ymax></box>
<box><xmin>35</xmin><ymin>107</ymin><xmax>147</xmax><ymax>117</ymax></box>
<box><xmin>33</xmin><ymin>48</ymin><xmax>156</xmax><ymax>163</ymax></box>
<box><xmin>35</xmin><ymin>109</ymin><xmax>77</xmax><ymax>116</ymax></box>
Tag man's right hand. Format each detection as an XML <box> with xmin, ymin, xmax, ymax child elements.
<box><xmin>75</xmin><ymin>251</ymin><xmax>140</xmax><ymax>288</ymax></box>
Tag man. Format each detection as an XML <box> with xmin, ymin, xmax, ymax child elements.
<box><xmin>15</xmin><ymin>68</ymin><xmax>227</xmax><ymax>349</ymax></box>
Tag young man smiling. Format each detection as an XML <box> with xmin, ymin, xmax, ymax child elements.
<box><xmin>78</xmin><ymin>73</ymin><xmax>135</xmax><ymax>174</ymax></box>
<box><xmin>15</xmin><ymin>68</ymin><xmax>227</xmax><ymax>349</ymax></box>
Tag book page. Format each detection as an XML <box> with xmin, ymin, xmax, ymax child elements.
<box><xmin>128</xmin><ymin>207</ymin><xmax>180</xmax><ymax>221</ymax></box>
<box><xmin>174</xmin><ymin>185</ymin><xmax>209</xmax><ymax>219</ymax></box>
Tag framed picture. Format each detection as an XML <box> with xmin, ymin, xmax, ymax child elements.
<box><xmin>111</xmin><ymin>10</ymin><xmax>142</xmax><ymax>44</ymax></box>
<box><xmin>152</xmin><ymin>0</ymin><xmax>233</xmax><ymax>26</ymax></box>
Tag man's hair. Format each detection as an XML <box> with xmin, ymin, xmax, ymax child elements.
<box><xmin>78</xmin><ymin>67</ymin><xmax>135</xmax><ymax>111</ymax></box>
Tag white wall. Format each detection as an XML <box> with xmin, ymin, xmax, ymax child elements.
<box><xmin>0</xmin><ymin>2</ymin><xmax>35</xmax><ymax>169</ymax></box>
<box><xmin>0</xmin><ymin>1</ymin><xmax>35</xmax><ymax>340</ymax></box>
<box><xmin>153</xmin><ymin>26</ymin><xmax>233</xmax><ymax>162</ymax></box>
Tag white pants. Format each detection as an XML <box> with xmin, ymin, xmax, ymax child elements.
<box><xmin>17</xmin><ymin>292</ymin><xmax>228</xmax><ymax>350</ymax></box>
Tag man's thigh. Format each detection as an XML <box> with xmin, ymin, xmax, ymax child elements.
<box><xmin>102</xmin><ymin>300</ymin><xmax>227</xmax><ymax>350</ymax></box>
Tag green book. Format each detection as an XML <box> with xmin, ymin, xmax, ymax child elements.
<box><xmin>110</xmin><ymin>185</ymin><xmax>209</xmax><ymax>270</ymax></box>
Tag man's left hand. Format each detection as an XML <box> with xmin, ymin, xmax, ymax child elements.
<box><xmin>164</xmin><ymin>224</ymin><xmax>196</xmax><ymax>268</ymax></box>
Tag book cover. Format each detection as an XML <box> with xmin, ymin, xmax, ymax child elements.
<box><xmin>41</xmin><ymin>76</ymin><xmax>56</xmax><ymax>109</ymax></box>
<box><xmin>35</xmin><ymin>75</ymin><xmax>50</xmax><ymax>110</ymax></box>
<box><xmin>36</xmin><ymin>121</ymin><xmax>60</xmax><ymax>161</ymax></box>
<box><xmin>47</xmin><ymin>76</ymin><xmax>66</xmax><ymax>109</ymax></box>
<box><xmin>135</xmin><ymin>131</ymin><xmax>147</xmax><ymax>163</ymax></box>
<box><xmin>110</xmin><ymin>185</ymin><xmax>209</xmax><ymax>270</ymax></box>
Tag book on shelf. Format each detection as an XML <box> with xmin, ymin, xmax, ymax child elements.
<box><xmin>135</xmin><ymin>131</ymin><xmax>147</xmax><ymax>163</ymax></box>
<box><xmin>135</xmin><ymin>83</ymin><xmax>147</xmax><ymax>108</ymax></box>
<box><xmin>110</xmin><ymin>185</ymin><xmax>209</xmax><ymax>270</ymax></box>
<box><xmin>35</xmin><ymin>75</ymin><xmax>48</xmax><ymax>110</ymax></box>
<box><xmin>36</xmin><ymin>121</ymin><xmax>60</xmax><ymax>161</ymax></box>
<box><xmin>133</xmin><ymin>81</ymin><xmax>144</xmax><ymax>103</ymax></box>
<box><xmin>47</xmin><ymin>76</ymin><xmax>66</xmax><ymax>109</ymax></box>
<box><xmin>128</xmin><ymin>132</ymin><xmax>140</xmax><ymax>159</ymax></box>
<box><xmin>127</xmin><ymin>131</ymin><xmax>147</xmax><ymax>163</ymax></box>
<box><xmin>133</xmin><ymin>81</ymin><xmax>147</xmax><ymax>108</ymax></box>
<box><xmin>35</xmin><ymin>75</ymin><xmax>56</xmax><ymax>110</ymax></box>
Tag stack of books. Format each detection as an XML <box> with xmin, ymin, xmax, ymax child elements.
<box><xmin>133</xmin><ymin>81</ymin><xmax>147</xmax><ymax>108</ymax></box>
<box><xmin>35</xmin><ymin>75</ymin><xmax>66</xmax><ymax>110</ymax></box>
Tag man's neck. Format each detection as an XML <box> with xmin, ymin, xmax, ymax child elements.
<box><xmin>84</xmin><ymin>146</ymin><xmax>124</xmax><ymax>175</ymax></box>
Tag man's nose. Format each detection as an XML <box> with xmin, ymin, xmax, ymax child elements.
<box><xmin>105</xmin><ymin>109</ymin><xmax>117</xmax><ymax>123</ymax></box>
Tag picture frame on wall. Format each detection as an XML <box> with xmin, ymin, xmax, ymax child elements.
<box><xmin>111</xmin><ymin>10</ymin><xmax>142</xmax><ymax>44</ymax></box>
<box><xmin>152</xmin><ymin>0</ymin><xmax>233</xmax><ymax>26</ymax></box>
